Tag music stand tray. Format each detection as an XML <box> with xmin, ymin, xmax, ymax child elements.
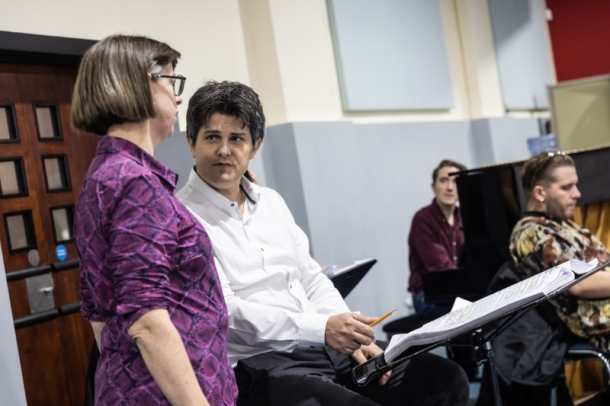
<box><xmin>323</xmin><ymin>258</ymin><xmax>377</xmax><ymax>298</ymax></box>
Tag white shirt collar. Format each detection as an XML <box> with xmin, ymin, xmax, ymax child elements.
<box><xmin>185</xmin><ymin>167</ymin><xmax>260</xmax><ymax>218</ymax></box>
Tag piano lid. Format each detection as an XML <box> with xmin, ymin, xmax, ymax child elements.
<box><xmin>454</xmin><ymin>145</ymin><xmax>610</xmax><ymax>297</ymax></box>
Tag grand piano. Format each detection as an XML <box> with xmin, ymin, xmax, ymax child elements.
<box><xmin>423</xmin><ymin>146</ymin><xmax>610</xmax><ymax>302</ymax></box>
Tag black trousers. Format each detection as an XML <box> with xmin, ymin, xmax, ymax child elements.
<box><xmin>234</xmin><ymin>344</ymin><xmax>470</xmax><ymax>406</ymax></box>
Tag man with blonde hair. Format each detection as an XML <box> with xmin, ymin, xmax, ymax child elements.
<box><xmin>510</xmin><ymin>151</ymin><xmax>610</xmax><ymax>350</ymax></box>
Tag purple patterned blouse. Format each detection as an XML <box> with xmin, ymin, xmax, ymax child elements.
<box><xmin>74</xmin><ymin>136</ymin><xmax>237</xmax><ymax>405</ymax></box>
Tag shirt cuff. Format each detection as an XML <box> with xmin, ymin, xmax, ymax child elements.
<box><xmin>296</xmin><ymin>313</ymin><xmax>328</xmax><ymax>347</ymax></box>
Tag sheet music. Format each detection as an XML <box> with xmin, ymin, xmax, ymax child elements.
<box><xmin>451</xmin><ymin>297</ymin><xmax>472</xmax><ymax>311</ymax></box>
<box><xmin>385</xmin><ymin>259</ymin><xmax>597</xmax><ymax>362</ymax></box>
<box><xmin>570</xmin><ymin>258</ymin><xmax>599</xmax><ymax>275</ymax></box>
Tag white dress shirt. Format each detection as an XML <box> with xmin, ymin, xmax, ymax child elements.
<box><xmin>176</xmin><ymin>168</ymin><xmax>350</xmax><ymax>366</ymax></box>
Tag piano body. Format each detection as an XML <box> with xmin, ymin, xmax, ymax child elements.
<box><xmin>423</xmin><ymin>146</ymin><xmax>610</xmax><ymax>302</ymax></box>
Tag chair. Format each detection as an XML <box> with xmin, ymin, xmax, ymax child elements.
<box><xmin>84</xmin><ymin>342</ymin><xmax>99</xmax><ymax>406</ymax></box>
<box><xmin>476</xmin><ymin>261</ymin><xmax>610</xmax><ymax>405</ymax></box>
<box><xmin>565</xmin><ymin>343</ymin><xmax>610</xmax><ymax>376</ymax></box>
<box><xmin>563</xmin><ymin>342</ymin><xmax>610</xmax><ymax>404</ymax></box>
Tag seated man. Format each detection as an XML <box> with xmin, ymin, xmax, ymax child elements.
<box><xmin>407</xmin><ymin>159</ymin><xmax>467</xmax><ymax>318</ymax></box>
<box><xmin>176</xmin><ymin>80</ymin><xmax>469</xmax><ymax>406</ymax></box>
<box><xmin>510</xmin><ymin>151</ymin><xmax>610</xmax><ymax>351</ymax></box>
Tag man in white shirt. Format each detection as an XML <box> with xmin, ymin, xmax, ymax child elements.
<box><xmin>176</xmin><ymin>80</ymin><xmax>469</xmax><ymax>406</ymax></box>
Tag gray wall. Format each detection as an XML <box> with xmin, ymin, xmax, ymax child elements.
<box><xmin>325</xmin><ymin>0</ymin><xmax>555</xmax><ymax>112</ymax></box>
<box><xmin>327</xmin><ymin>0</ymin><xmax>453</xmax><ymax>110</ymax></box>
<box><xmin>488</xmin><ymin>0</ymin><xmax>555</xmax><ymax>109</ymax></box>
<box><xmin>158</xmin><ymin>117</ymin><xmax>539</xmax><ymax>333</ymax></box>
<box><xmin>471</xmin><ymin>116</ymin><xmax>537</xmax><ymax>167</ymax></box>
<box><xmin>0</xmin><ymin>243</ymin><xmax>27</xmax><ymax>406</ymax></box>
<box><xmin>262</xmin><ymin>118</ymin><xmax>538</xmax><ymax>331</ymax></box>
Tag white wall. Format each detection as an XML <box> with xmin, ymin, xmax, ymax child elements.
<box><xmin>1</xmin><ymin>0</ymin><xmax>553</xmax><ymax>123</ymax></box>
<box><xmin>454</xmin><ymin>0</ymin><xmax>505</xmax><ymax>118</ymax></box>
<box><xmin>0</xmin><ymin>0</ymin><xmax>251</xmax><ymax>131</ymax></box>
<box><xmin>241</xmin><ymin>0</ymin><xmax>486</xmax><ymax>125</ymax></box>
<box><xmin>0</xmin><ymin>244</ymin><xmax>27</xmax><ymax>406</ymax></box>
<box><xmin>3</xmin><ymin>0</ymin><xmax>552</xmax><ymax>339</ymax></box>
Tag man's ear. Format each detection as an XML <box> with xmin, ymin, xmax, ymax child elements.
<box><xmin>532</xmin><ymin>185</ymin><xmax>546</xmax><ymax>202</ymax></box>
<box><xmin>187</xmin><ymin>136</ymin><xmax>196</xmax><ymax>158</ymax></box>
<box><xmin>250</xmin><ymin>138</ymin><xmax>262</xmax><ymax>159</ymax></box>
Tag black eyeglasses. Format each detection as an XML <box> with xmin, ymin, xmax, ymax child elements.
<box><xmin>151</xmin><ymin>74</ymin><xmax>186</xmax><ymax>96</ymax></box>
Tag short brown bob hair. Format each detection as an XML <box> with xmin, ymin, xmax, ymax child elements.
<box><xmin>71</xmin><ymin>34</ymin><xmax>180</xmax><ymax>136</ymax></box>
<box><xmin>521</xmin><ymin>151</ymin><xmax>575</xmax><ymax>198</ymax></box>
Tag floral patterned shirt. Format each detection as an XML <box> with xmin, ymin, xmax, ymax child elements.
<box><xmin>510</xmin><ymin>211</ymin><xmax>610</xmax><ymax>350</ymax></box>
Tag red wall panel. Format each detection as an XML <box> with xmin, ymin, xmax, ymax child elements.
<box><xmin>547</xmin><ymin>0</ymin><xmax>610</xmax><ymax>82</ymax></box>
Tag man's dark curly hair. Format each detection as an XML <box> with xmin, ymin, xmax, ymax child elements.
<box><xmin>186</xmin><ymin>80</ymin><xmax>265</xmax><ymax>145</ymax></box>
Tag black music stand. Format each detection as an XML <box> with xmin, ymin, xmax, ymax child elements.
<box><xmin>354</xmin><ymin>298</ymin><xmax>549</xmax><ymax>406</ymax></box>
<box><xmin>352</xmin><ymin>261</ymin><xmax>608</xmax><ymax>406</ymax></box>
<box><xmin>324</xmin><ymin>258</ymin><xmax>377</xmax><ymax>299</ymax></box>
<box><xmin>422</xmin><ymin>267</ymin><xmax>477</xmax><ymax>303</ymax></box>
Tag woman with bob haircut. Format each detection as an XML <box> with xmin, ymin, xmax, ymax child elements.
<box><xmin>72</xmin><ymin>34</ymin><xmax>237</xmax><ymax>405</ymax></box>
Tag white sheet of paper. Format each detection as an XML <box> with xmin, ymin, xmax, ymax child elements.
<box><xmin>451</xmin><ymin>297</ymin><xmax>473</xmax><ymax>311</ymax></box>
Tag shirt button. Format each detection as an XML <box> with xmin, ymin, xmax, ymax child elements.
<box><xmin>453</xmin><ymin>256</ymin><xmax>457</xmax><ymax>261</ymax></box>
<box><xmin>452</xmin><ymin>241</ymin><xmax>456</xmax><ymax>246</ymax></box>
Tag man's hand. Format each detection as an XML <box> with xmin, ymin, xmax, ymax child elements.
<box><xmin>351</xmin><ymin>343</ymin><xmax>392</xmax><ymax>385</ymax></box>
<box><xmin>325</xmin><ymin>313</ymin><xmax>375</xmax><ymax>355</ymax></box>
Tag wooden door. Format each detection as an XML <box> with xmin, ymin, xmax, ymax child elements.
<box><xmin>0</xmin><ymin>63</ymin><xmax>98</xmax><ymax>405</ymax></box>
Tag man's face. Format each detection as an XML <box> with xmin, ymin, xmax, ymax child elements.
<box><xmin>189</xmin><ymin>113</ymin><xmax>261</xmax><ymax>198</ymax></box>
<box><xmin>432</xmin><ymin>166</ymin><xmax>460</xmax><ymax>208</ymax></box>
<box><xmin>543</xmin><ymin>165</ymin><xmax>581</xmax><ymax>221</ymax></box>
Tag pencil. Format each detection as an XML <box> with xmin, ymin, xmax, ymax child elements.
<box><xmin>369</xmin><ymin>308</ymin><xmax>397</xmax><ymax>327</ymax></box>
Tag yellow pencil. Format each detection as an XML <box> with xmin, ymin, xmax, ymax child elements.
<box><xmin>369</xmin><ymin>308</ymin><xmax>397</xmax><ymax>327</ymax></box>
